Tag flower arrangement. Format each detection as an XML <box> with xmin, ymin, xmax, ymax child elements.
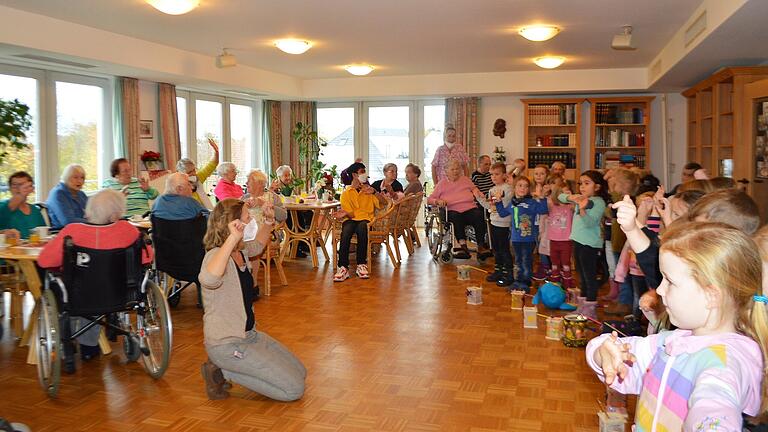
<box><xmin>140</xmin><ymin>150</ymin><xmax>161</xmax><ymax>162</ymax></box>
<box><xmin>492</xmin><ymin>146</ymin><xmax>507</xmax><ymax>164</ymax></box>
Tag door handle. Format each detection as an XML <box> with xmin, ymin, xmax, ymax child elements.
<box><xmin>737</xmin><ymin>178</ymin><xmax>750</xmax><ymax>184</ymax></box>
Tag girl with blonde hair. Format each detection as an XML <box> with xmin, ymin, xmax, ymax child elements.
<box><xmin>587</xmin><ymin>221</ymin><xmax>768</xmax><ymax>431</ymax></box>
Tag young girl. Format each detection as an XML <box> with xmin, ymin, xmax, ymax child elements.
<box><xmin>545</xmin><ymin>175</ymin><xmax>574</xmax><ymax>287</ymax></box>
<box><xmin>587</xmin><ymin>221</ymin><xmax>768</xmax><ymax>431</ymax></box>
<box><xmin>495</xmin><ymin>176</ymin><xmax>548</xmax><ymax>292</ymax></box>
<box><xmin>559</xmin><ymin>170</ymin><xmax>610</xmax><ymax>319</ymax></box>
<box><xmin>531</xmin><ymin>165</ymin><xmax>551</xmax><ymax>280</ymax></box>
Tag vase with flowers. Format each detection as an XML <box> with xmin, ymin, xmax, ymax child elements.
<box><xmin>141</xmin><ymin>150</ymin><xmax>163</xmax><ymax>171</ymax></box>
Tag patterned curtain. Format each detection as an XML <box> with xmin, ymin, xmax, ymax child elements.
<box><xmin>445</xmin><ymin>97</ymin><xmax>480</xmax><ymax>171</ymax></box>
<box><xmin>158</xmin><ymin>83</ymin><xmax>180</xmax><ymax>171</ymax></box>
<box><xmin>289</xmin><ymin>101</ymin><xmax>317</xmax><ymax>180</ymax></box>
<box><xmin>119</xmin><ymin>77</ymin><xmax>141</xmax><ymax>176</ymax></box>
<box><xmin>263</xmin><ymin>100</ymin><xmax>282</xmax><ymax>173</ymax></box>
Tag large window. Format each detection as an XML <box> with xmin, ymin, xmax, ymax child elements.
<box><xmin>422</xmin><ymin>104</ymin><xmax>446</xmax><ymax>188</ymax></box>
<box><xmin>177</xmin><ymin>96</ymin><xmax>187</xmax><ymax>159</ymax></box>
<box><xmin>367</xmin><ymin>105</ymin><xmax>411</xmax><ymax>185</ymax></box>
<box><xmin>0</xmin><ymin>65</ymin><xmax>112</xmax><ymax>200</ymax></box>
<box><xmin>229</xmin><ymin>103</ymin><xmax>253</xmax><ymax>184</ymax></box>
<box><xmin>317</xmin><ymin>106</ymin><xmax>355</xmax><ymax>173</ymax></box>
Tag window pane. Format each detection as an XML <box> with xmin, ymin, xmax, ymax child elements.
<box><xmin>56</xmin><ymin>81</ymin><xmax>102</xmax><ymax>193</ymax></box>
<box><xmin>0</xmin><ymin>74</ymin><xmax>38</xmax><ymax>201</ymax></box>
<box><xmin>423</xmin><ymin>104</ymin><xmax>445</xmax><ymax>187</ymax></box>
<box><xmin>177</xmin><ymin>96</ymin><xmax>187</xmax><ymax>158</ymax></box>
<box><xmin>195</xmin><ymin>99</ymin><xmax>223</xmax><ymax>194</ymax></box>
<box><xmin>318</xmin><ymin>107</ymin><xmax>354</xmax><ymax>174</ymax></box>
<box><xmin>230</xmin><ymin>103</ymin><xmax>252</xmax><ymax>184</ymax></box>
<box><xmin>368</xmin><ymin>106</ymin><xmax>409</xmax><ymax>185</ymax></box>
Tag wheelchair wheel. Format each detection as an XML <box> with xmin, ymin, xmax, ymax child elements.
<box><xmin>425</xmin><ymin>212</ymin><xmax>443</xmax><ymax>258</ymax></box>
<box><xmin>36</xmin><ymin>289</ymin><xmax>62</xmax><ymax>397</ymax></box>
<box><xmin>123</xmin><ymin>334</ymin><xmax>141</xmax><ymax>363</ymax></box>
<box><xmin>439</xmin><ymin>250</ymin><xmax>453</xmax><ymax>264</ymax></box>
<box><xmin>160</xmin><ymin>273</ymin><xmax>181</xmax><ymax>308</ymax></box>
<box><xmin>139</xmin><ymin>280</ymin><xmax>172</xmax><ymax>379</ymax></box>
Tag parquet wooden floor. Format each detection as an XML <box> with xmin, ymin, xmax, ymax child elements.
<box><xmin>0</xmin><ymin>245</ymin><xmax>617</xmax><ymax>431</ymax></box>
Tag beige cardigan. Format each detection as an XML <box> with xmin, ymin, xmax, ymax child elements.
<box><xmin>199</xmin><ymin>240</ymin><xmax>265</xmax><ymax>347</ymax></box>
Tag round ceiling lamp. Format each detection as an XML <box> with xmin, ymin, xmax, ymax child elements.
<box><xmin>146</xmin><ymin>0</ymin><xmax>200</xmax><ymax>15</ymax></box>
<box><xmin>274</xmin><ymin>39</ymin><xmax>313</xmax><ymax>55</ymax></box>
<box><xmin>533</xmin><ymin>56</ymin><xmax>565</xmax><ymax>69</ymax></box>
<box><xmin>344</xmin><ymin>65</ymin><xmax>374</xmax><ymax>76</ymax></box>
<box><xmin>519</xmin><ymin>25</ymin><xmax>560</xmax><ymax>42</ymax></box>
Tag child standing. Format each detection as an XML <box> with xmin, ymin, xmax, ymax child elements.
<box><xmin>495</xmin><ymin>176</ymin><xmax>548</xmax><ymax>292</ymax></box>
<box><xmin>531</xmin><ymin>165</ymin><xmax>551</xmax><ymax>280</ymax></box>
<box><xmin>546</xmin><ymin>176</ymin><xmax>574</xmax><ymax>288</ymax></box>
<box><xmin>559</xmin><ymin>170</ymin><xmax>610</xmax><ymax>319</ymax></box>
<box><xmin>587</xmin><ymin>221</ymin><xmax>768</xmax><ymax>431</ymax></box>
<box><xmin>478</xmin><ymin>163</ymin><xmax>513</xmax><ymax>285</ymax></box>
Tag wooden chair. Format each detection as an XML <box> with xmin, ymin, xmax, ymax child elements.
<box><xmin>389</xmin><ymin>194</ymin><xmax>417</xmax><ymax>263</ymax></box>
<box><xmin>1</xmin><ymin>262</ymin><xmax>26</xmax><ymax>338</ymax></box>
<box><xmin>403</xmin><ymin>193</ymin><xmax>424</xmax><ymax>252</ymax></box>
<box><xmin>250</xmin><ymin>223</ymin><xmax>288</xmax><ymax>296</ymax></box>
<box><xmin>331</xmin><ymin>200</ymin><xmax>399</xmax><ymax>269</ymax></box>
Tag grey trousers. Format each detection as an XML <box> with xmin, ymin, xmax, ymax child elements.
<box><xmin>206</xmin><ymin>330</ymin><xmax>306</xmax><ymax>401</ymax></box>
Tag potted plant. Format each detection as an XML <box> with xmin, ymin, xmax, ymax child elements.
<box><xmin>293</xmin><ymin>121</ymin><xmax>329</xmax><ymax>193</ymax></box>
<box><xmin>0</xmin><ymin>98</ymin><xmax>32</xmax><ymax>166</ymax></box>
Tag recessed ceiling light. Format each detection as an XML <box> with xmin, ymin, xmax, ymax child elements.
<box><xmin>345</xmin><ymin>65</ymin><xmax>374</xmax><ymax>76</ymax></box>
<box><xmin>519</xmin><ymin>25</ymin><xmax>560</xmax><ymax>42</ymax></box>
<box><xmin>274</xmin><ymin>39</ymin><xmax>313</xmax><ymax>55</ymax></box>
<box><xmin>533</xmin><ymin>56</ymin><xmax>565</xmax><ymax>69</ymax></box>
<box><xmin>146</xmin><ymin>0</ymin><xmax>199</xmax><ymax>15</ymax></box>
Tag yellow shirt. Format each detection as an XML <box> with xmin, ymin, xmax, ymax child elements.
<box><xmin>341</xmin><ymin>186</ymin><xmax>381</xmax><ymax>221</ymax></box>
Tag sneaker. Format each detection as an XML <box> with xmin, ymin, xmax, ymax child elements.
<box><xmin>334</xmin><ymin>266</ymin><xmax>350</xmax><ymax>282</ymax></box>
<box><xmin>356</xmin><ymin>264</ymin><xmax>370</xmax><ymax>279</ymax></box>
<box><xmin>453</xmin><ymin>245</ymin><xmax>471</xmax><ymax>260</ymax></box>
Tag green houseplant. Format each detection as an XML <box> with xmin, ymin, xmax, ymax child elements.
<box><xmin>293</xmin><ymin>121</ymin><xmax>331</xmax><ymax>193</ymax></box>
<box><xmin>0</xmin><ymin>98</ymin><xmax>32</xmax><ymax>165</ymax></box>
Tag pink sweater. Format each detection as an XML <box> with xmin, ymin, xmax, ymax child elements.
<box><xmin>214</xmin><ymin>179</ymin><xmax>243</xmax><ymax>201</ymax></box>
<box><xmin>428</xmin><ymin>176</ymin><xmax>478</xmax><ymax>213</ymax></box>
<box><xmin>546</xmin><ymin>200</ymin><xmax>573</xmax><ymax>242</ymax></box>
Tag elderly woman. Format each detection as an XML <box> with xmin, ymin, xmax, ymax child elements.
<box><xmin>213</xmin><ymin>162</ymin><xmax>243</xmax><ymax>201</ymax></box>
<box><xmin>243</xmin><ymin>169</ymin><xmax>287</xmax><ymax>224</ymax></box>
<box><xmin>428</xmin><ymin>159</ymin><xmax>492</xmax><ymax>260</ymax></box>
<box><xmin>403</xmin><ymin>163</ymin><xmax>424</xmax><ymax>195</ymax></box>
<box><xmin>102</xmin><ymin>158</ymin><xmax>158</xmax><ymax>217</ymax></box>
<box><xmin>38</xmin><ymin>189</ymin><xmax>154</xmax><ymax>361</ymax></box>
<box><xmin>431</xmin><ymin>126</ymin><xmax>469</xmax><ymax>185</ymax></box>
<box><xmin>0</xmin><ymin>171</ymin><xmax>46</xmax><ymax>238</ymax></box>
<box><xmin>46</xmin><ymin>164</ymin><xmax>88</xmax><ymax>230</ymax></box>
<box><xmin>177</xmin><ymin>138</ymin><xmax>219</xmax><ymax>209</ymax></box>
<box><xmin>270</xmin><ymin>165</ymin><xmax>294</xmax><ymax>196</ymax></box>
<box><xmin>371</xmin><ymin>163</ymin><xmax>404</xmax><ymax>195</ymax></box>
<box><xmin>199</xmin><ymin>198</ymin><xmax>306</xmax><ymax>401</ymax></box>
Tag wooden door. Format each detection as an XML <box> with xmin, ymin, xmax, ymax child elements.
<box><xmin>742</xmin><ymin>78</ymin><xmax>768</xmax><ymax>225</ymax></box>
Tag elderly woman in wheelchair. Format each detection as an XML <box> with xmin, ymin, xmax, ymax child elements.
<box><xmin>427</xmin><ymin>160</ymin><xmax>492</xmax><ymax>261</ymax></box>
<box><xmin>35</xmin><ymin>190</ymin><xmax>165</xmax><ymax>396</ymax></box>
<box><xmin>199</xmin><ymin>198</ymin><xmax>306</xmax><ymax>401</ymax></box>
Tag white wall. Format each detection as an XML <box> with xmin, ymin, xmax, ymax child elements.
<box><xmin>138</xmin><ymin>80</ymin><xmax>159</xmax><ymax>156</ymax></box>
<box><xmin>477</xmin><ymin>93</ymin><xmax>688</xmax><ymax>187</ymax></box>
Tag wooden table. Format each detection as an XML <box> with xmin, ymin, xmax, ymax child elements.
<box><xmin>128</xmin><ymin>218</ymin><xmax>152</xmax><ymax>230</ymax></box>
<box><xmin>283</xmin><ymin>201</ymin><xmax>339</xmax><ymax>268</ymax></box>
<box><xmin>0</xmin><ymin>243</ymin><xmax>111</xmax><ymax>365</ymax></box>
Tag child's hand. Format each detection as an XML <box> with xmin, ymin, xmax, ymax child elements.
<box><xmin>655</xmin><ymin>196</ymin><xmax>672</xmax><ymax>226</ymax></box>
<box><xmin>597</xmin><ymin>332</ymin><xmax>636</xmax><ymax>385</ymax></box>
<box><xmin>612</xmin><ymin>195</ymin><xmax>638</xmax><ymax>233</ymax></box>
<box><xmin>636</xmin><ymin>196</ymin><xmax>654</xmax><ymax>221</ymax></box>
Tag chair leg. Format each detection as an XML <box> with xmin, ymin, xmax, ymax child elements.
<box><xmin>276</xmin><ymin>257</ymin><xmax>288</xmax><ymax>286</ymax></box>
<box><xmin>392</xmin><ymin>233</ymin><xmax>402</xmax><ymax>263</ymax></box>
<box><xmin>10</xmin><ymin>287</ymin><xmax>23</xmax><ymax>338</ymax></box>
<box><xmin>264</xmin><ymin>258</ymin><xmax>271</xmax><ymax>296</ymax></box>
<box><xmin>411</xmin><ymin>226</ymin><xmax>421</xmax><ymax>247</ymax></box>
<box><xmin>386</xmin><ymin>241</ymin><xmax>399</xmax><ymax>268</ymax></box>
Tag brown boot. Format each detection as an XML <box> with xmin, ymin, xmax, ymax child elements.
<box><xmin>605</xmin><ymin>302</ymin><xmax>633</xmax><ymax>317</ymax></box>
<box><xmin>201</xmin><ymin>361</ymin><xmax>230</xmax><ymax>400</ymax></box>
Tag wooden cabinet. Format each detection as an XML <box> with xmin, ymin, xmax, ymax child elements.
<box><xmin>682</xmin><ymin>67</ymin><xmax>768</xmax><ymax>180</ymax></box>
<box><xmin>587</xmin><ymin>96</ymin><xmax>654</xmax><ymax>171</ymax></box>
<box><xmin>743</xmin><ymin>77</ymin><xmax>768</xmax><ymax>224</ymax></box>
<box><xmin>522</xmin><ymin>98</ymin><xmax>583</xmax><ymax>180</ymax></box>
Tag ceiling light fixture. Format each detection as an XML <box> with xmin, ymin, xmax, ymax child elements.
<box><xmin>611</xmin><ymin>25</ymin><xmax>637</xmax><ymax>50</ymax></box>
<box><xmin>533</xmin><ymin>56</ymin><xmax>565</xmax><ymax>69</ymax></box>
<box><xmin>519</xmin><ymin>25</ymin><xmax>560</xmax><ymax>42</ymax></box>
<box><xmin>146</xmin><ymin>0</ymin><xmax>200</xmax><ymax>15</ymax></box>
<box><xmin>216</xmin><ymin>48</ymin><xmax>237</xmax><ymax>68</ymax></box>
<box><xmin>344</xmin><ymin>65</ymin><xmax>374</xmax><ymax>76</ymax></box>
<box><xmin>274</xmin><ymin>39</ymin><xmax>313</xmax><ymax>55</ymax></box>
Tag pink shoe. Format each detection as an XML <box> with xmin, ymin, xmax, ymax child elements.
<box><xmin>334</xmin><ymin>266</ymin><xmax>350</xmax><ymax>282</ymax></box>
<box><xmin>356</xmin><ymin>264</ymin><xmax>370</xmax><ymax>279</ymax></box>
<box><xmin>601</xmin><ymin>280</ymin><xmax>619</xmax><ymax>302</ymax></box>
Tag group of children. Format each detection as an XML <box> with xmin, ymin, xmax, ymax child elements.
<box><xmin>469</xmin><ymin>156</ymin><xmax>768</xmax><ymax>430</ymax></box>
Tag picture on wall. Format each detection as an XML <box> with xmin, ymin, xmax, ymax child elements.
<box><xmin>140</xmin><ymin>120</ymin><xmax>153</xmax><ymax>139</ymax></box>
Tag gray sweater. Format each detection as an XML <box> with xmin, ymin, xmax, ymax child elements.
<box><xmin>478</xmin><ymin>183</ymin><xmax>513</xmax><ymax>227</ymax></box>
<box><xmin>199</xmin><ymin>240</ymin><xmax>265</xmax><ymax>347</ymax></box>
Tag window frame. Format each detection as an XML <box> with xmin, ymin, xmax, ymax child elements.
<box><xmin>362</xmin><ymin>101</ymin><xmax>416</xmax><ymax>179</ymax></box>
<box><xmin>316</xmin><ymin>101</ymin><xmax>361</xmax><ymax>172</ymax></box>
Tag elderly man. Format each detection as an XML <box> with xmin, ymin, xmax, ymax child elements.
<box><xmin>177</xmin><ymin>138</ymin><xmax>219</xmax><ymax>209</ymax></box>
<box><xmin>470</xmin><ymin>155</ymin><xmax>493</xmax><ymax>197</ymax></box>
<box><xmin>152</xmin><ymin>172</ymin><xmax>209</xmax><ymax>220</ymax></box>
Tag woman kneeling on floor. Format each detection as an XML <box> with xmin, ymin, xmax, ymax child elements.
<box><xmin>199</xmin><ymin>198</ymin><xmax>306</xmax><ymax>401</ymax></box>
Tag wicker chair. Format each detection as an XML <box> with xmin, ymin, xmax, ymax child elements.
<box><xmin>404</xmin><ymin>193</ymin><xmax>424</xmax><ymax>251</ymax></box>
<box><xmin>389</xmin><ymin>194</ymin><xmax>417</xmax><ymax>263</ymax></box>
<box><xmin>331</xmin><ymin>200</ymin><xmax>400</xmax><ymax>269</ymax></box>
<box><xmin>250</xmin><ymin>223</ymin><xmax>288</xmax><ymax>296</ymax></box>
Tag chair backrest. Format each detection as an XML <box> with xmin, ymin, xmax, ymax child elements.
<box><xmin>407</xmin><ymin>193</ymin><xmax>424</xmax><ymax>226</ymax></box>
<box><xmin>61</xmin><ymin>235</ymin><xmax>145</xmax><ymax>316</ymax></box>
<box><xmin>150</xmin><ymin>214</ymin><xmax>207</xmax><ymax>282</ymax></box>
<box><xmin>393</xmin><ymin>195</ymin><xmax>416</xmax><ymax>231</ymax></box>
<box><xmin>33</xmin><ymin>202</ymin><xmax>51</xmax><ymax>227</ymax></box>
<box><xmin>369</xmin><ymin>200</ymin><xmax>399</xmax><ymax>234</ymax></box>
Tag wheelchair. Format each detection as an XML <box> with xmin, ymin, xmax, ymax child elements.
<box><xmin>424</xmin><ymin>205</ymin><xmax>455</xmax><ymax>264</ymax></box>
<box><xmin>35</xmin><ymin>236</ymin><xmax>172</xmax><ymax>397</ymax></box>
<box><xmin>150</xmin><ymin>214</ymin><xmax>207</xmax><ymax>308</ymax></box>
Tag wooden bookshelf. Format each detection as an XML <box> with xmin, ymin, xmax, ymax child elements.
<box><xmin>587</xmin><ymin>96</ymin><xmax>654</xmax><ymax>171</ymax></box>
<box><xmin>683</xmin><ymin>67</ymin><xmax>768</xmax><ymax>178</ymax></box>
<box><xmin>522</xmin><ymin>98</ymin><xmax>583</xmax><ymax>180</ymax></box>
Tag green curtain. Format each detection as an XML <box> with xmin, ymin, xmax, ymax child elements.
<box><xmin>260</xmin><ymin>100</ymin><xmax>272</xmax><ymax>175</ymax></box>
<box><xmin>112</xmin><ymin>78</ymin><xmax>124</xmax><ymax>158</ymax></box>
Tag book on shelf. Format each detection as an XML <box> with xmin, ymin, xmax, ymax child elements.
<box><xmin>594</xmin><ymin>151</ymin><xmax>646</xmax><ymax>169</ymax></box>
<box><xmin>529</xmin><ymin>104</ymin><xmax>576</xmax><ymax>126</ymax></box>
<box><xmin>534</xmin><ymin>133</ymin><xmax>574</xmax><ymax>147</ymax></box>
<box><xmin>528</xmin><ymin>151</ymin><xmax>577</xmax><ymax>169</ymax></box>
<box><xmin>595</xmin><ymin>127</ymin><xmax>645</xmax><ymax>147</ymax></box>
<box><xmin>595</xmin><ymin>104</ymin><xmax>644</xmax><ymax>124</ymax></box>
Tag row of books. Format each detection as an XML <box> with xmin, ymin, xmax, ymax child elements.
<box><xmin>595</xmin><ymin>151</ymin><xmax>646</xmax><ymax>169</ymax></box>
<box><xmin>595</xmin><ymin>128</ymin><xmax>645</xmax><ymax>147</ymax></box>
<box><xmin>533</xmin><ymin>133</ymin><xmax>577</xmax><ymax>147</ymax></box>
<box><xmin>528</xmin><ymin>104</ymin><xmax>577</xmax><ymax>126</ymax></box>
<box><xmin>528</xmin><ymin>151</ymin><xmax>577</xmax><ymax>169</ymax></box>
<box><xmin>595</xmin><ymin>104</ymin><xmax>644</xmax><ymax>124</ymax></box>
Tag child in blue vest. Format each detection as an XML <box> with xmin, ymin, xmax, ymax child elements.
<box><xmin>495</xmin><ymin>176</ymin><xmax>548</xmax><ymax>292</ymax></box>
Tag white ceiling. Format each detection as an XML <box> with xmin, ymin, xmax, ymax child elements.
<box><xmin>0</xmin><ymin>0</ymin><xmax>703</xmax><ymax>79</ymax></box>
